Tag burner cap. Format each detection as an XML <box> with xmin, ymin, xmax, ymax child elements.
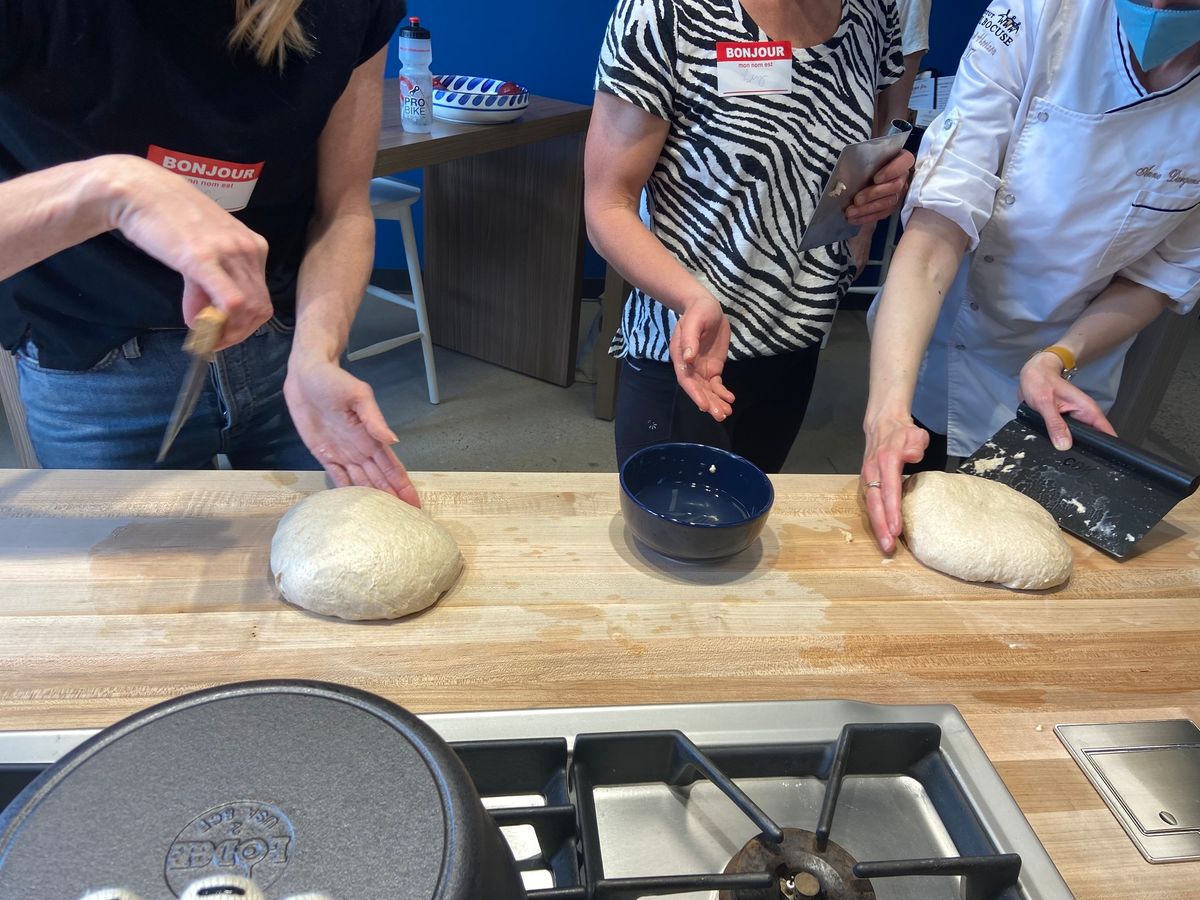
<box><xmin>0</xmin><ymin>681</ymin><xmax>526</xmax><ymax>899</ymax></box>
<box><xmin>719</xmin><ymin>828</ymin><xmax>875</xmax><ymax>900</ymax></box>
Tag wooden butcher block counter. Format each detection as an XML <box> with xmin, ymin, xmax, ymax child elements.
<box><xmin>1</xmin><ymin>469</ymin><xmax>1198</xmax><ymax>898</ymax></box>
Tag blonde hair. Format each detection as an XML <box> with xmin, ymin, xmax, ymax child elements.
<box><xmin>228</xmin><ymin>0</ymin><xmax>314</xmax><ymax>71</ymax></box>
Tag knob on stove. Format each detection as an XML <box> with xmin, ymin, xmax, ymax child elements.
<box><xmin>0</xmin><ymin>681</ymin><xmax>528</xmax><ymax>900</ymax></box>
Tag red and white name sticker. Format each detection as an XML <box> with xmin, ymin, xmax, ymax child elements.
<box><xmin>716</xmin><ymin>41</ymin><xmax>793</xmax><ymax>96</ymax></box>
<box><xmin>147</xmin><ymin>145</ymin><xmax>264</xmax><ymax>212</ymax></box>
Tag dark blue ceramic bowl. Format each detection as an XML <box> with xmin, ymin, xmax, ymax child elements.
<box><xmin>619</xmin><ymin>443</ymin><xmax>774</xmax><ymax>562</ymax></box>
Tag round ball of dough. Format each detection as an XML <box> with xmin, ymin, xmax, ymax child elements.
<box><xmin>270</xmin><ymin>486</ymin><xmax>463</xmax><ymax>620</ymax></box>
<box><xmin>902</xmin><ymin>471</ymin><xmax>1073</xmax><ymax>590</ymax></box>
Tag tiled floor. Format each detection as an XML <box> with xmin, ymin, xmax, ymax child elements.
<box><xmin>1</xmin><ymin>299</ymin><xmax>1197</xmax><ymax>475</ymax></box>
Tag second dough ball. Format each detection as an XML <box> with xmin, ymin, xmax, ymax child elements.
<box><xmin>902</xmin><ymin>471</ymin><xmax>1073</xmax><ymax>590</ymax></box>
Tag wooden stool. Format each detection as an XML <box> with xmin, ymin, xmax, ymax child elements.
<box><xmin>347</xmin><ymin>178</ymin><xmax>440</xmax><ymax>404</ymax></box>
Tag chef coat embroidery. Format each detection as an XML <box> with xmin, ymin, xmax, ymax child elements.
<box><xmin>1135</xmin><ymin>166</ymin><xmax>1200</xmax><ymax>187</ymax></box>
<box><xmin>147</xmin><ymin>145</ymin><xmax>264</xmax><ymax>212</ymax></box>
<box><xmin>978</xmin><ymin>7</ymin><xmax>1022</xmax><ymax>45</ymax></box>
<box><xmin>971</xmin><ymin>4</ymin><xmax>1023</xmax><ymax>57</ymax></box>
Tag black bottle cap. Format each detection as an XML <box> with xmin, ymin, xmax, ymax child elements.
<box><xmin>400</xmin><ymin>16</ymin><xmax>431</xmax><ymax>39</ymax></box>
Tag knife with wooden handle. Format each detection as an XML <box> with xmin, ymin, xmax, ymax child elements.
<box><xmin>155</xmin><ymin>306</ymin><xmax>228</xmax><ymax>464</ymax></box>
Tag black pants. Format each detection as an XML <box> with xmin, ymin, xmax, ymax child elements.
<box><xmin>614</xmin><ymin>348</ymin><xmax>821</xmax><ymax>474</ymax></box>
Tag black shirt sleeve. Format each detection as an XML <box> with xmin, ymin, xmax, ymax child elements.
<box><xmin>357</xmin><ymin>0</ymin><xmax>407</xmax><ymax>66</ymax></box>
<box><xmin>0</xmin><ymin>2</ymin><xmax>29</xmax><ymax>81</ymax></box>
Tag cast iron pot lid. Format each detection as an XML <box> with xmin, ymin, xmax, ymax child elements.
<box><xmin>0</xmin><ymin>681</ymin><xmax>517</xmax><ymax>899</ymax></box>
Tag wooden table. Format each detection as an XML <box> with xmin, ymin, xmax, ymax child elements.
<box><xmin>1</xmin><ymin>469</ymin><xmax>1198</xmax><ymax>898</ymax></box>
<box><xmin>375</xmin><ymin>84</ymin><xmax>592</xmax><ymax>386</ymax></box>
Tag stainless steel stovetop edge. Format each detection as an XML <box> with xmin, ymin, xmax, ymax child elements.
<box><xmin>0</xmin><ymin>728</ymin><xmax>96</xmax><ymax>766</ymax></box>
<box><xmin>933</xmin><ymin>709</ymin><xmax>1076</xmax><ymax>900</ymax></box>
<box><xmin>0</xmin><ymin>700</ymin><xmax>932</xmax><ymax>765</ymax></box>
<box><xmin>0</xmin><ymin>700</ymin><xmax>1075</xmax><ymax>900</ymax></box>
<box><xmin>421</xmin><ymin>699</ymin><xmax>1075</xmax><ymax>900</ymax></box>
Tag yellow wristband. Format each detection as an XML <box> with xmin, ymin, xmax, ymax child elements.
<box><xmin>1037</xmin><ymin>345</ymin><xmax>1078</xmax><ymax>379</ymax></box>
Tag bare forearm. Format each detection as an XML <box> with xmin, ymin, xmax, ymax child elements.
<box><xmin>1044</xmin><ymin>277</ymin><xmax>1170</xmax><ymax>366</ymax></box>
<box><xmin>289</xmin><ymin>45</ymin><xmax>384</xmax><ymax>367</ymax></box>
<box><xmin>586</xmin><ymin>201</ymin><xmax>712</xmax><ymax>314</ymax></box>
<box><xmin>291</xmin><ymin>209</ymin><xmax>375</xmax><ymax>363</ymax></box>
<box><xmin>865</xmin><ymin>209</ymin><xmax>969</xmax><ymax>426</ymax></box>
<box><xmin>584</xmin><ymin>90</ymin><xmax>712</xmax><ymax>316</ymax></box>
<box><xmin>0</xmin><ymin>157</ymin><xmax>132</xmax><ymax>279</ymax></box>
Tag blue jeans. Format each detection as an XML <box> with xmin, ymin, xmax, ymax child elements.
<box><xmin>15</xmin><ymin>319</ymin><xmax>320</xmax><ymax>470</ymax></box>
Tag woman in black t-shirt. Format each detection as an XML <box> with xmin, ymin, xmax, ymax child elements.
<box><xmin>0</xmin><ymin>0</ymin><xmax>419</xmax><ymax>505</ymax></box>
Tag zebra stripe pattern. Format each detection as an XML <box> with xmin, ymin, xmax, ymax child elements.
<box><xmin>596</xmin><ymin>0</ymin><xmax>903</xmax><ymax>361</ymax></box>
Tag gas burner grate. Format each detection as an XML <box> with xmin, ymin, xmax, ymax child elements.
<box><xmin>855</xmin><ymin>855</ymin><xmax>1022</xmax><ymax>900</ymax></box>
<box><xmin>557</xmin><ymin>723</ymin><xmax>1024</xmax><ymax>900</ymax></box>
<box><xmin>452</xmin><ymin>738</ymin><xmax>587</xmax><ymax>898</ymax></box>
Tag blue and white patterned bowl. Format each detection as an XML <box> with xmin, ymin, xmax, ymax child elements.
<box><xmin>432</xmin><ymin>75</ymin><xmax>529</xmax><ymax>125</ymax></box>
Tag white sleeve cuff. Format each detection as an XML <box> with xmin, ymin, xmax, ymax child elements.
<box><xmin>1120</xmin><ymin>253</ymin><xmax>1200</xmax><ymax>314</ymax></box>
<box><xmin>1119</xmin><ymin>206</ymin><xmax>1200</xmax><ymax>314</ymax></box>
<box><xmin>902</xmin><ymin>114</ymin><xmax>1002</xmax><ymax>251</ymax></box>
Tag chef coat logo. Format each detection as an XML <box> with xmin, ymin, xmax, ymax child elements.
<box><xmin>164</xmin><ymin>800</ymin><xmax>294</xmax><ymax>896</ymax></box>
<box><xmin>978</xmin><ymin>7</ymin><xmax>1021</xmax><ymax>46</ymax></box>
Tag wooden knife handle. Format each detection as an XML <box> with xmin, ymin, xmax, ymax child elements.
<box><xmin>183</xmin><ymin>306</ymin><xmax>229</xmax><ymax>357</ymax></box>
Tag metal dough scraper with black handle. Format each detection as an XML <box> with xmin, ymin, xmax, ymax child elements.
<box><xmin>958</xmin><ymin>404</ymin><xmax>1200</xmax><ymax>559</ymax></box>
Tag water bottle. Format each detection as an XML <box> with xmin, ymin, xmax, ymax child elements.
<box><xmin>398</xmin><ymin>17</ymin><xmax>433</xmax><ymax>133</ymax></box>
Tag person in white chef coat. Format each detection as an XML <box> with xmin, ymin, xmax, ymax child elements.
<box><xmin>860</xmin><ymin>0</ymin><xmax>1200</xmax><ymax>553</ymax></box>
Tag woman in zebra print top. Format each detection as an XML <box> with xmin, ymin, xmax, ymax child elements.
<box><xmin>586</xmin><ymin>0</ymin><xmax>912</xmax><ymax>472</ymax></box>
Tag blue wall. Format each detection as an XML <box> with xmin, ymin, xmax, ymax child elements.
<box><xmin>383</xmin><ymin>2</ymin><xmax>613</xmax><ymax>104</ymax></box>
<box><xmin>927</xmin><ymin>0</ymin><xmax>990</xmax><ymax>74</ymax></box>
<box><xmin>374</xmin><ymin>1</ymin><xmax>615</xmax><ymax>275</ymax></box>
<box><xmin>375</xmin><ymin>0</ymin><xmax>991</xmax><ymax>276</ymax></box>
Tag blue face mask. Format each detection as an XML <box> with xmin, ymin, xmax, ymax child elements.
<box><xmin>1115</xmin><ymin>0</ymin><xmax>1200</xmax><ymax>69</ymax></box>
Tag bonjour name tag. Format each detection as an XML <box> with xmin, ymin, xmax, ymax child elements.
<box><xmin>716</xmin><ymin>41</ymin><xmax>793</xmax><ymax>96</ymax></box>
<box><xmin>147</xmin><ymin>145</ymin><xmax>264</xmax><ymax>212</ymax></box>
